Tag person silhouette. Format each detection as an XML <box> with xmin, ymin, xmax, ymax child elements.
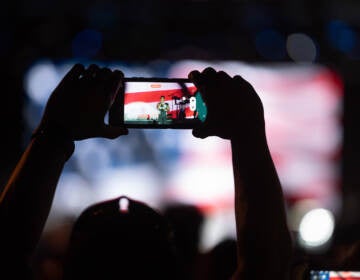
<box><xmin>163</xmin><ymin>203</ymin><xmax>204</xmax><ymax>279</ymax></box>
<box><xmin>0</xmin><ymin>64</ymin><xmax>292</xmax><ymax>280</ymax></box>
<box><xmin>63</xmin><ymin>196</ymin><xmax>178</xmax><ymax>280</ymax></box>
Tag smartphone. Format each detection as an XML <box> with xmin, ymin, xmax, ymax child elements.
<box><xmin>307</xmin><ymin>268</ymin><xmax>360</xmax><ymax>279</ymax></box>
<box><xmin>123</xmin><ymin>78</ymin><xmax>207</xmax><ymax>128</ymax></box>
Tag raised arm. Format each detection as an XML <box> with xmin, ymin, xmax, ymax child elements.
<box><xmin>0</xmin><ymin>64</ymin><xmax>127</xmax><ymax>274</ymax></box>
<box><xmin>189</xmin><ymin>68</ymin><xmax>292</xmax><ymax>280</ymax></box>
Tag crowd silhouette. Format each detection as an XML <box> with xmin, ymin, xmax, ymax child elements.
<box><xmin>6</xmin><ymin>63</ymin><xmax>354</xmax><ymax>279</ymax></box>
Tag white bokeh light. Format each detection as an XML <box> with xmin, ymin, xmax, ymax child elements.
<box><xmin>286</xmin><ymin>33</ymin><xmax>317</xmax><ymax>62</ymax></box>
<box><xmin>299</xmin><ymin>208</ymin><xmax>335</xmax><ymax>248</ymax></box>
<box><xmin>94</xmin><ymin>165</ymin><xmax>162</xmax><ymax>209</ymax></box>
<box><xmin>25</xmin><ymin>61</ymin><xmax>60</xmax><ymax>105</ymax></box>
<box><xmin>199</xmin><ymin>210</ymin><xmax>236</xmax><ymax>252</ymax></box>
<box><xmin>119</xmin><ymin>196</ymin><xmax>130</xmax><ymax>213</ymax></box>
<box><xmin>51</xmin><ymin>172</ymin><xmax>96</xmax><ymax>217</ymax></box>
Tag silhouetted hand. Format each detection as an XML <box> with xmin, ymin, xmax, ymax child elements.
<box><xmin>35</xmin><ymin>64</ymin><xmax>128</xmax><ymax>141</ymax></box>
<box><xmin>189</xmin><ymin>67</ymin><xmax>264</xmax><ymax>140</ymax></box>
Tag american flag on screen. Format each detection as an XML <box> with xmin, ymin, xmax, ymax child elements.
<box><xmin>329</xmin><ymin>271</ymin><xmax>360</xmax><ymax>279</ymax></box>
<box><xmin>311</xmin><ymin>270</ymin><xmax>360</xmax><ymax>280</ymax></box>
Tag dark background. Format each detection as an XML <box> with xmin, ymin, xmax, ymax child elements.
<box><xmin>0</xmin><ymin>0</ymin><xmax>359</xmax><ymax>226</ymax></box>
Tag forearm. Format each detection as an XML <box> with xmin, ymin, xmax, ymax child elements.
<box><xmin>231</xmin><ymin>134</ymin><xmax>292</xmax><ymax>279</ymax></box>
<box><xmin>0</xmin><ymin>135</ymin><xmax>74</xmax><ymax>260</ymax></box>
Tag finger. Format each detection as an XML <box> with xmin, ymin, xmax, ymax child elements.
<box><xmin>188</xmin><ymin>70</ymin><xmax>201</xmax><ymax>82</ymax></box>
<box><xmin>97</xmin><ymin>67</ymin><xmax>112</xmax><ymax>83</ymax></box>
<box><xmin>233</xmin><ymin>75</ymin><xmax>252</xmax><ymax>89</ymax></box>
<box><xmin>96</xmin><ymin>68</ymin><xmax>114</xmax><ymax>102</ymax></box>
<box><xmin>193</xmin><ymin>126</ymin><xmax>230</xmax><ymax>140</ymax></box>
<box><xmin>108</xmin><ymin>70</ymin><xmax>124</xmax><ymax>103</ymax></box>
<box><xmin>192</xmin><ymin>128</ymin><xmax>208</xmax><ymax>139</ymax></box>
<box><xmin>108</xmin><ymin>94</ymin><xmax>124</xmax><ymax>126</ymax></box>
<box><xmin>217</xmin><ymin>70</ymin><xmax>232</xmax><ymax>80</ymax></box>
<box><xmin>58</xmin><ymin>63</ymin><xmax>85</xmax><ymax>87</ymax></box>
<box><xmin>189</xmin><ymin>69</ymin><xmax>207</xmax><ymax>91</ymax></box>
<box><xmin>189</xmin><ymin>70</ymin><xmax>206</xmax><ymax>93</ymax></box>
<box><xmin>194</xmin><ymin>67</ymin><xmax>217</xmax><ymax>90</ymax></box>
<box><xmin>233</xmin><ymin>75</ymin><xmax>258</xmax><ymax>102</ymax></box>
<box><xmin>233</xmin><ymin>74</ymin><xmax>247</xmax><ymax>82</ymax></box>
<box><xmin>192</xmin><ymin>122</ymin><xmax>216</xmax><ymax>139</ymax></box>
<box><xmin>202</xmin><ymin>67</ymin><xmax>217</xmax><ymax>75</ymax></box>
<box><xmin>201</xmin><ymin>67</ymin><xmax>217</xmax><ymax>81</ymax></box>
<box><xmin>99</xmin><ymin>124</ymin><xmax>129</xmax><ymax>139</ymax></box>
<box><xmin>86</xmin><ymin>64</ymin><xmax>100</xmax><ymax>78</ymax></box>
<box><xmin>97</xmin><ymin>68</ymin><xmax>121</xmax><ymax>105</ymax></box>
<box><xmin>108</xmin><ymin>71</ymin><xmax>125</xmax><ymax>126</ymax></box>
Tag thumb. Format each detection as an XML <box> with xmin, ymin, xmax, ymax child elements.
<box><xmin>109</xmin><ymin>72</ymin><xmax>125</xmax><ymax>126</ymax></box>
<box><xmin>99</xmin><ymin>124</ymin><xmax>129</xmax><ymax>139</ymax></box>
<box><xmin>192</xmin><ymin>123</ymin><xmax>222</xmax><ymax>139</ymax></box>
<box><xmin>192</xmin><ymin>126</ymin><xmax>209</xmax><ymax>139</ymax></box>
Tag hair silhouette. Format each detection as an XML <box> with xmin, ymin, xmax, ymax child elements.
<box><xmin>63</xmin><ymin>196</ymin><xmax>177</xmax><ymax>280</ymax></box>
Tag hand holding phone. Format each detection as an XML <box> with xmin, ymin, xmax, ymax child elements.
<box><xmin>188</xmin><ymin>67</ymin><xmax>265</xmax><ymax>140</ymax></box>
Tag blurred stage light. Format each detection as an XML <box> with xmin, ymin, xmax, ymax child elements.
<box><xmin>168</xmin><ymin>164</ymin><xmax>234</xmax><ymax>208</ymax></box>
<box><xmin>72</xmin><ymin>29</ymin><xmax>103</xmax><ymax>58</ymax></box>
<box><xmin>326</xmin><ymin>20</ymin><xmax>357</xmax><ymax>53</ymax></box>
<box><xmin>199</xmin><ymin>210</ymin><xmax>236</xmax><ymax>252</ymax></box>
<box><xmin>52</xmin><ymin>172</ymin><xmax>95</xmax><ymax>217</ymax></box>
<box><xmin>299</xmin><ymin>208</ymin><xmax>335</xmax><ymax>248</ymax></box>
<box><xmin>286</xmin><ymin>33</ymin><xmax>317</xmax><ymax>63</ymax></box>
<box><xmin>255</xmin><ymin>29</ymin><xmax>287</xmax><ymax>60</ymax></box>
<box><xmin>107</xmin><ymin>62</ymin><xmax>156</xmax><ymax>78</ymax></box>
<box><xmin>25</xmin><ymin>60</ymin><xmax>59</xmax><ymax>105</ymax></box>
<box><xmin>94</xmin><ymin>165</ymin><xmax>162</xmax><ymax>209</ymax></box>
<box><xmin>119</xmin><ymin>196</ymin><xmax>130</xmax><ymax>213</ymax></box>
<box><xmin>74</xmin><ymin>139</ymin><xmax>113</xmax><ymax>181</ymax></box>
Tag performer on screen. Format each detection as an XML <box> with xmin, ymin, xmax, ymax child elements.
<box><xmin>157</xmin><ymin>95</ymin><xmax>170</xmax><ymax>124</ymax></box>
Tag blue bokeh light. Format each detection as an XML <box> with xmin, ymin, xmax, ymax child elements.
<box><xmin>255</xmin><ymin>29</ymin><xmax>287</xmax><ymax>60</ymax></box>
<box><xmin>326</xmin><ymin>20</ymin><xmax>357</xmax><ymax>53</ymax></box>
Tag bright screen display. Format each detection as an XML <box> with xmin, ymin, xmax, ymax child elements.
<box><xmin>24</xmin><ymin>60</ymin><xmax>343</xmax><ymax>250</ymax></box>
<box><xmin>310</xmin><ymin>270</ymin><xmax>360</xmax><ymax>280</ymax></box>
<box><xmin>123</xmin><ymin>79</ymin><xmax>206</xmax><ymax>128</ymax></box>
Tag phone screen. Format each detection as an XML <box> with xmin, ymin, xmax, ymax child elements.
<box><xmin>309</xmin><ymin>270</ymin><xmax>360</xmax><ymax>279</ymax></box>
<box><xmin>123</xmin><ymin>78</ymin><xmax>207</xmax><ymax>128</ymax></box>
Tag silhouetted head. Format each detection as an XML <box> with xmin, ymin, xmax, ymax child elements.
<box><xmin>163</xmin><ymin>204</ymin><xmax>204</xmax><ymax>279</ymax></box>
<box><xmin>163</xmin><ymin>203</ymin><xmax>204</xmax><ymax>257</ymax></box>
<box><xmin>63</xmin><ymin>196</ymin><xmax>177</xmax><ymax>280</ymax></box>
<box><xmin>208</xmin><ymin>238</ymin><xmax>238</xmax><ymax>280</ymax></box>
